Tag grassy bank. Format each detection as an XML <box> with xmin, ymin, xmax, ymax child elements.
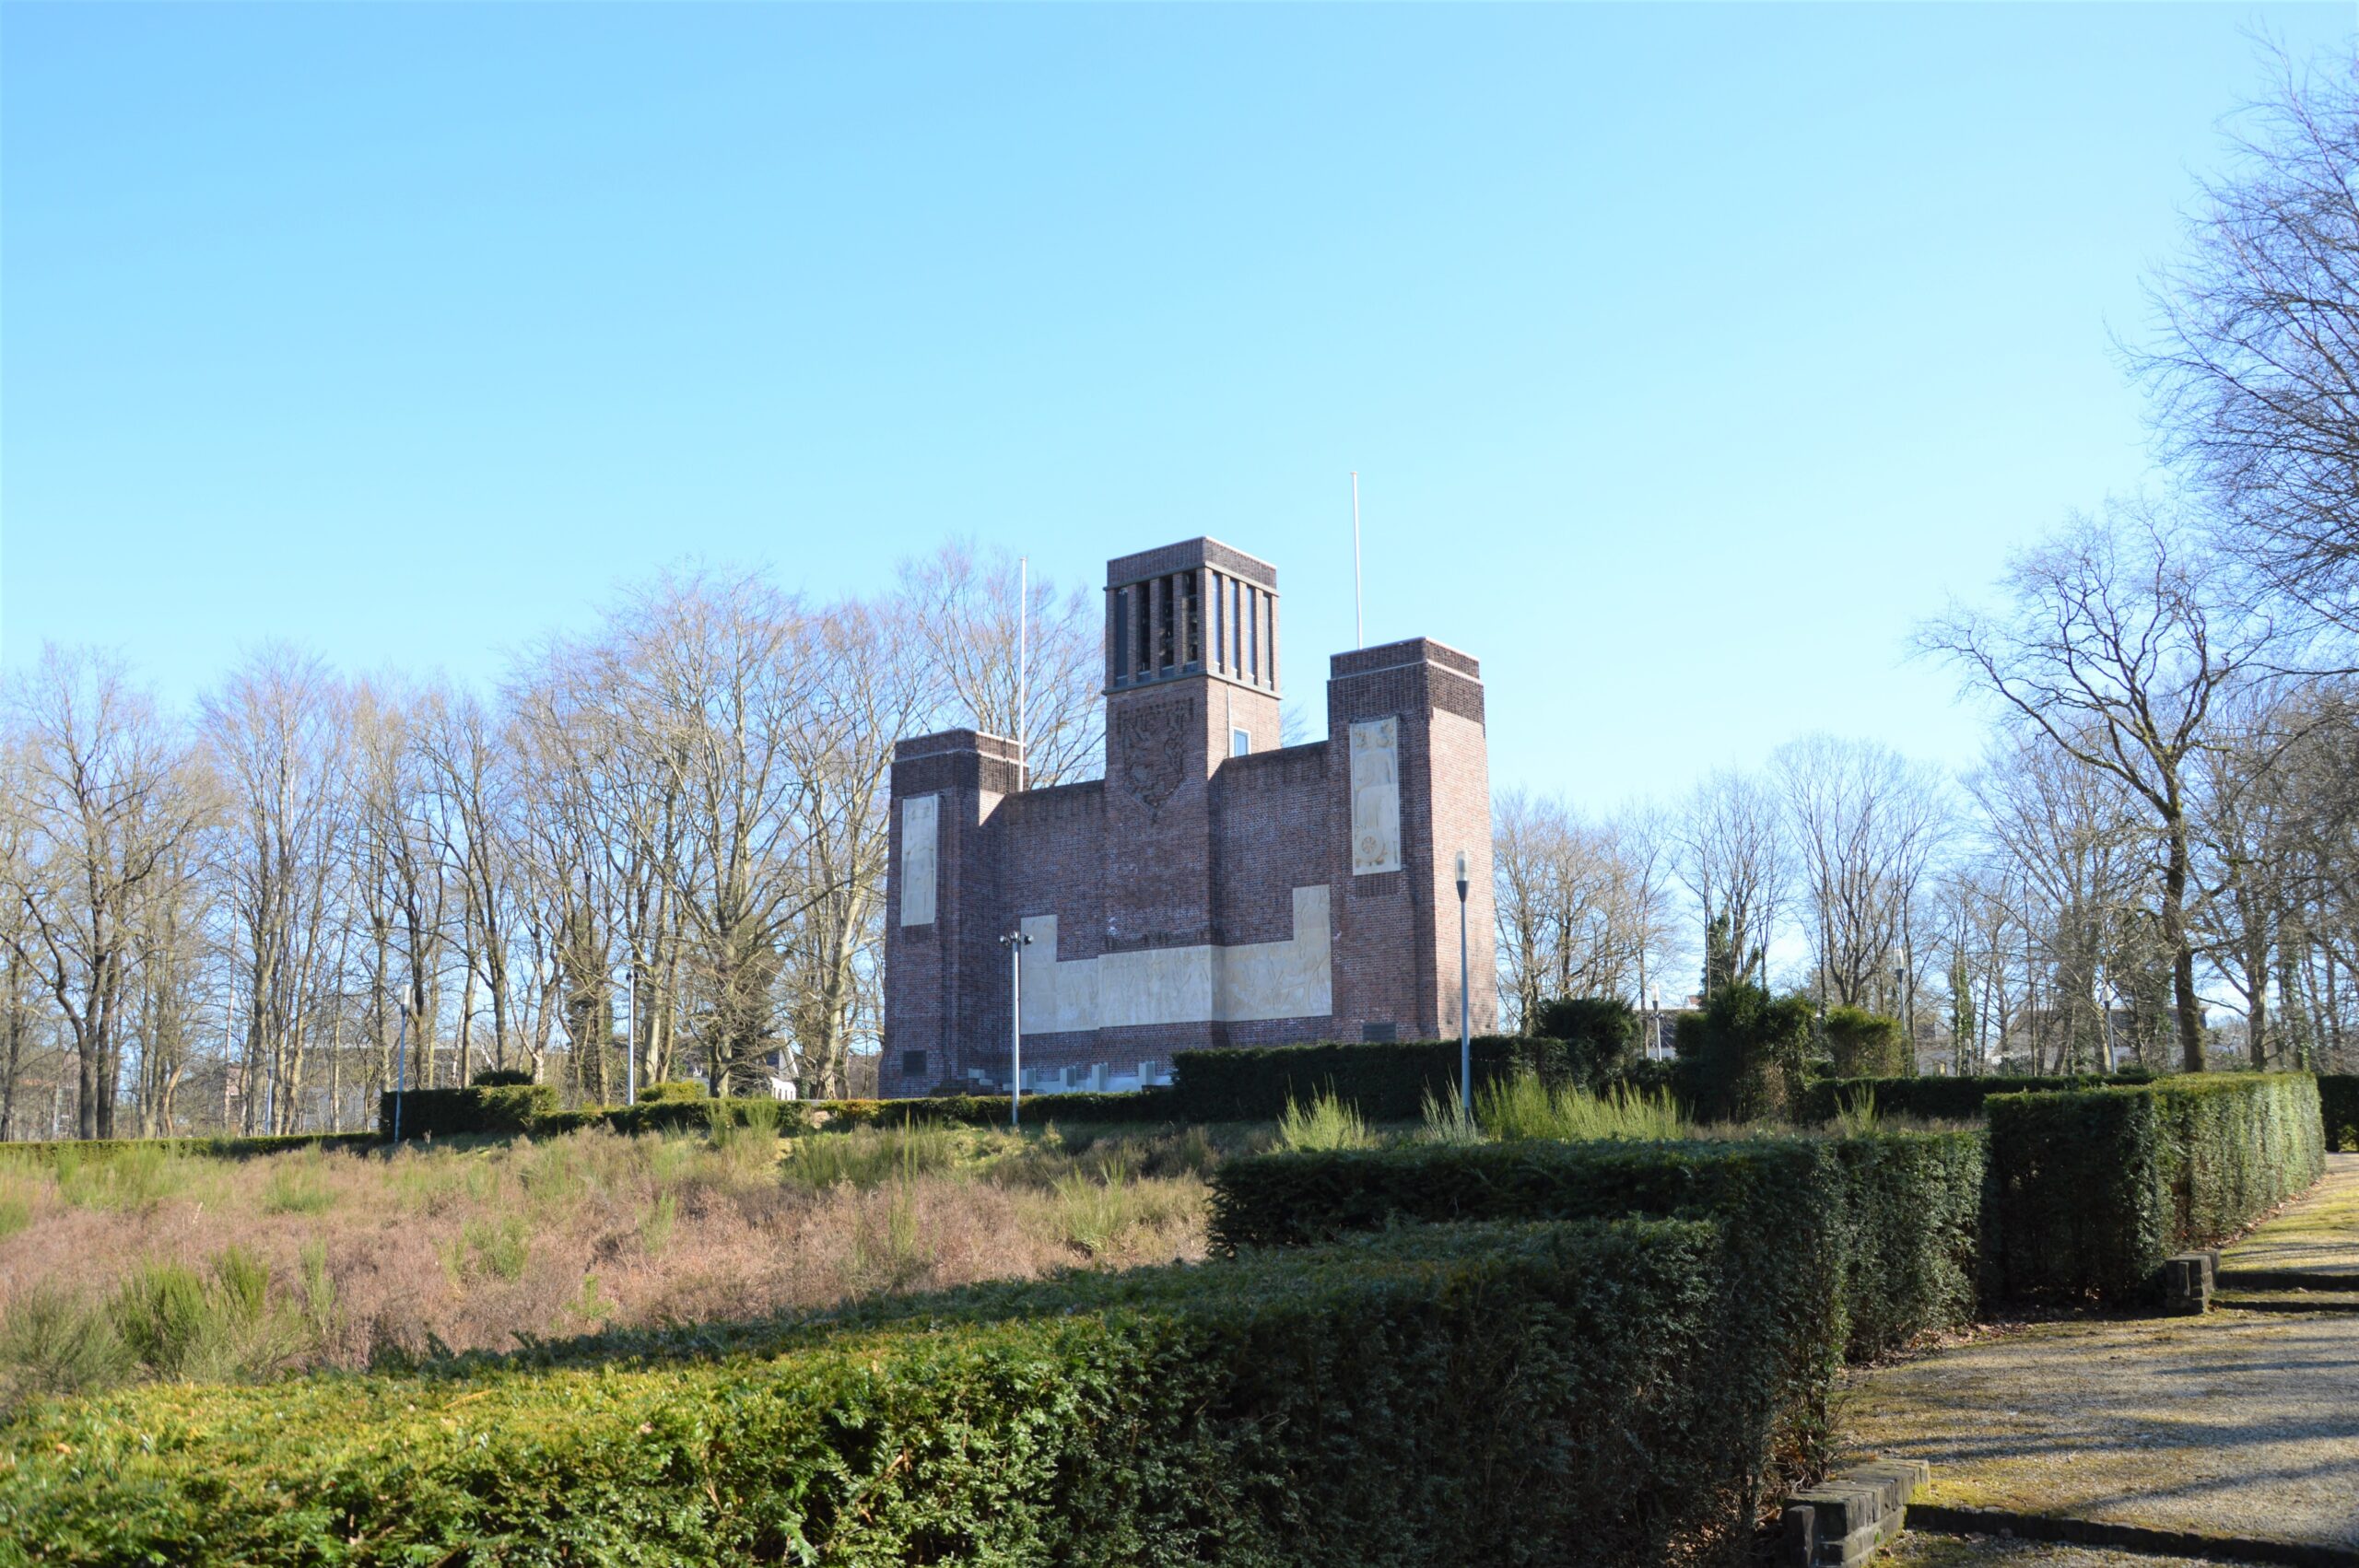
<box><xmin>0</xmin><ymin>1118</ymin><xmax>1228</xmax><ymax>1408</ymax></box>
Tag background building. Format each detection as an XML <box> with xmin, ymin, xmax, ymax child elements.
<box><xmin>882</xmin><ymin>536</ymin><xmax>1496</xmax><ymax>1097</ymax></box>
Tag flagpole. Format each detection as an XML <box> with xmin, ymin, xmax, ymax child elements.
<box><xmin>1351</xmin><ymin>472</ymin><xmax>1364</xmax><ymax>649</ymax></box>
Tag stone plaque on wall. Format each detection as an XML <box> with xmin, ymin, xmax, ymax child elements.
<box><xmin>1350</xmin><ymin>717</ymin><xmax>1401</xmax><ymax>875</ymax></box>
<box><xmin>899</xmin><ymin>794</ymin><xmax>938</xmax><ymax>927</ymax></box>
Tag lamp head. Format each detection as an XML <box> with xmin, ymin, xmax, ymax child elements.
<box><xmin>1453</xmin><ymin>850</ymin><xmax>1470</xmax><ymax>899</ymax></box>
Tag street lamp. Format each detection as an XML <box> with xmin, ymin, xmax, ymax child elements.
<box><xmin>1000</xmin><ymin>930</ymin><xmax>1033</xmax><ymax>1128</ymax></box>
<box><xmin>1455</xmin><ymin>851</ymin><xmax>1472</xmax><ymax>1115</ymax></box>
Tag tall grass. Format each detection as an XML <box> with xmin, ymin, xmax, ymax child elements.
<box><xmin>1418</xmin><ymin>1085</ymin><xmax>1483</xmax><ymax>1146</ymax></box>
<box><xmin>1276</xmin><ymin>1089</ymin><xmax>1373</xmax><ymax>1152</ymax></box>
<box><xmin>786</xmin><ymin>1122</ymin><xmax>959</xmax><ymax>1190</ymax></box>
<box><xmin>1830</xmin><ymin>1087</ymin><xmax>1881</xmax><ymax>1138</ymax></box>
<box><xmin>261</xmin><ymin>1159</ymin><xmax>335</xmax><ymax>1215</ymax></box>
<box><xmin>707</xmin><ymin>1097</ymin><xmax>782</xmax><ymax>1171</ymax></box>
<box><xmin>1474</xmin><ymin>1077</ymin><xmax>1688</xmax><ymax>1143</ymax></box>
<box><xmin>54</xmin><ymin>1143</ymin><xmax>187</xmax><ymax>1211</ymax></box>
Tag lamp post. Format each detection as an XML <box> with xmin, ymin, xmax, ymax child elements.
<box><xmin>1000</xmin><ymin>930</ymin><xmax>1032</xmax><ymax>1127</ymax></box>
<box><xmin>1455</xmin><ymin>851</ymin><xmax>1472</xmax><ymax>1115</ymax></box>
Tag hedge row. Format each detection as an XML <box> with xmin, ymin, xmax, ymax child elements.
<box><xmin>1988</xmin><ymin>1072</ymin><xmax>2325</xmax><ymax>1300</ymax></box>
<box><xmin>1209</xmin><ymin>1130</ymin><xmax>1988</xmax><ymax>1366</ymax></box>
<box><xmin>377</xmin><ymin>1085</ymin><xmax>1182</xmax><ymax>1142</ymax></box>
<box><xmin>1168</xmin><ymin>1035</ymin><xmax>1578</xmax><ymax>1122</ymax></box>
<box><xmin>2322</xmin><ymin>1074</ymin><xmax>2359</xmax><ymax>1153</ymax></box>
<box><xmin>0</xmin><ymin>1131</ymin><xmax>378</xmax><ymax>1166</ymax></box>
<box><xmin>1797</xmin><ymin>1071</ymin><xmax>2157</xmax><ymax>1125</ymax></box>
<box><xmin>0</xmin><ymin>1219</ymin><xmax>1778</xmax><ymax>1567</ymax></box>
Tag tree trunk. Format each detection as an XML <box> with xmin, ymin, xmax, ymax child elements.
<box><xmin>2162</xmin><ymin>817</ymin><xmax>2204</xmax><ymax>1072</ymax></box>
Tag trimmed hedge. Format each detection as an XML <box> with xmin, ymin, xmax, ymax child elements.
<box><xmin>1209</xmin><ymin>1131</ymin><xmax>1988</xmax><ymax>1365</ymax></box>
<box><xmin>1823</xmin><ymin>1008</ymin><xmax>1907</xmax><ymax>1078</ymax></box>
<box><xmin>2322</xmin><ymin>1074</ymin><xmax>2359</xmax><ymax>1153</ymax></box>
<box><xmin>1170</xmin><ymin>1035</ymin><xmax>1569</xmax><ymax>1123</ymax></box>
<box><xmin>1988</xmin><ymin>1072</ymin><xmax>2325</xmax><ymax>1301</ymax></box>
<box><xmin>1799</xmin><ymin>1071</ymin><xmax>2156</xmax><ymax>1125</ymax></box>
<box><xmin>0</xmin><ymin>1219</ymin><xmax>1783</xmax><ymax>1567</ymax></box>
<box><xmin>818</xmin><ymin>1089</ymin><xmax>1180</xmax><ymax>1129</ymax></box>
<box><xmin>0</xmin><ymin>1131</ymin><xmax>378</xmax><ymax>1166</ymax></box>
<box><xmin>379</xmin><ymin>1083</ymin><xmax>558</xmax><ymax>1141</ymax></box>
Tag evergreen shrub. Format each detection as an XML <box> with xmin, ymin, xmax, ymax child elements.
<box><xmin>1169</xmin><ymin>1036</ymin><xmax>1566</xmax><ymax>1123</ymax></box>
<box><xmin>1529</xmin><ymin>996</ymin><xmax>1641</xmax><ymax>1081</ymax></box>
<box><xmin>1677</xmin><ymin>986</ymin><xmax>1814</xmax><ymax>1121</ymax></box>
<box><xmin>469</xmin><ymin>1068</ymin><xmax>535</xmax><ymax>1088</ymax></box>
<box><xmin>0</xmin><ymin>1219</ymin><xmax>1773</xmax><ymax>1568</ymax></box>
<box><xmin>635</xmin><ymin>1080</ymin><xmax>710</xmax><ymax>1105</ymax></box>
<box><xmin>1988</xmin><ymin>1072</ymin><xmax>2325</xmax><ymax>1301</ymax></box>
<box><xmin>818</xmin><ymin>1090</ymin><xmax>1178</xmax><ymax>1129</ymax></box>
<box><xmin>1822</xmin><ymin>1008</ymin><xmax>1907</xmax><ymax>1078</ymax></box>
<box><xmin>2320</xmin><ymin>1074</ymin><xmax>2359</xmax><ymax>1153</ymax></box>
<box><xmin>379</xmin><ymin>1083</ymin><xmax>557</xmax><ymax>1141</ymax></box>
<box><xmin>1798</xmin><ymin>1071</ymin><xmax>2154</xmax><ymax>1124</ymax></box>
<box><xmin>0</xmin><ymin>1132</ymin><xmax>376</xmax><ymax>1168</ymax></box>
<box><xmin>1209</xmin><ymin>1130</ymin><xmax>1987</xmax><ymax>1365</ymax></box>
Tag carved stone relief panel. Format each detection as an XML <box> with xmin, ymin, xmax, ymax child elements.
<box><xmin>1350</xmin><ymin>717</ymin><xmax>1402</xmax><ymax>875</ymax></box>
<box><xmin>1116</xmin><ymin>696</ymin><xmax>1193</xmax><ymax>820</ymax></box>
<box><xmin>898</xmin><ymin>794</ymin><xmax>938</xmax><ymax>927</ymax></box>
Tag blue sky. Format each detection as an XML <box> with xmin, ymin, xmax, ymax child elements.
<box><xmin>6</xmin><ymin>3</ymin><xmax>2353</xmax><ymax>813</ymax></box>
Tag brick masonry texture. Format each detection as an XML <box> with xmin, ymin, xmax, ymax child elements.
<box><xmin>882</xmin><ymin>537</ymin><xmax>1497</xmax><ymax>1096</ymax></box>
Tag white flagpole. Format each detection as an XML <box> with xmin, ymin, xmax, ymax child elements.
<box><xmin>1351</xmin><ymin>472</ymin><xmax>1364</xmax><ymax>649</ymax></box>
<box><xmin>1017</xmin><ymin>555</ymin><xmax>1028</xmax><ymax>770</ymax></box>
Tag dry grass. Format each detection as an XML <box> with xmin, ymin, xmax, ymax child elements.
<box><xmin>0</xmin><ymin>1121</ymin><xmax>1216</xmax><ymax>1403</ymax></box>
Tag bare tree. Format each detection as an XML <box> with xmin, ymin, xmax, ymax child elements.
<box><xmin>1922</xmin><ymin>501</ymin><xmax>2272</xmax><ymax>1070</ymax></box>
<box><xmin>1773</xmin><ymin>735</ymin><xmax>1952</xmax><ymax>1010</ymax></box>
<box><xmin>896</xmin><ymin>541</ymin><xmax>1104</xmax><ymax>785</ymax></box>
<box><xmin>1672</xmin><ymin>769</ymin><xmax>1790</xmax><ymax>997</ymax></box>
<box><xmin>0</xmin><ymin>649</ymin><xmax>211</xmax><ymax>1138</ymax></box>
<box><xmin>2135</xmin><ymin>48</ymin><xmax>2359</xmax><ymax>637</ymax></box>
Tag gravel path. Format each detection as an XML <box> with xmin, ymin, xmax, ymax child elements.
<box><xmin>1845</xmin><ymin>1154</ymin><xmax>2359</xmax><ymax>1551</ymax></box>
<box><xmin>1884</xmin><ymin>1535</ymin><xmax>2256</xmax><ymax>1567</ymax></box>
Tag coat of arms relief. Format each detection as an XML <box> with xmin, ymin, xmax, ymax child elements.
<box><xmin>1119</xmin><ymin>697</ymin><xmax>1192</xmax><ymax>820</ymax></box>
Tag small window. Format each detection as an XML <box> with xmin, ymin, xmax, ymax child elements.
<box><xmin>1231</xmin><ymin>727</ymin><xmax>1250</xmax><ymax>757</ymax></box>
<box><xmin>901</xmin><ymin>1050</ymin><xmax>927</xmax><ymax>1079</ymax></box>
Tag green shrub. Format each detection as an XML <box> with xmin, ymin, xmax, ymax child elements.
<box><xmin>0</xmin><ymin>1220</ymin><xmax>1782</xmax><ymax>1568</ymax></box>
<box><xmin>0</xmin><ymin>1288</ymin><xmax>133</xmax><ymax>1407</ymax></box>
<box><xmin>1170</xmin><ymin>1035</ymin><xmax>1569</xmax><ymax>1123</ymax></box>
<box><xmin>1798</xmin><ymin>1071</ymin><xmax>2154</xmax><ymax>1124</ymax></box>
<box><xmin>1678</xmin><ymin>985</ymin><xmax>1813</xmax><ymax>1121</ymax></box>
<box><xmin>636</xmin><ymin>1080</ymin><xmax>710</xmax><ymax>1105</ymax></box>
<box><xmin>1530</xmin><ymin>996</ymin><xmax>1641</xmax><ymax>1081</ymax></box>
<box><xmin>824</xmin><ymin>1089</ymin><xmax>1181</xmax><ymax>1129</ymax></box>
<box><xmin>1988</xmin><ymin>1072</ymin><xmax>2325</xmax><ymax>1301</ymax></box>
<box><xmin>0</xmin><ymin>1132</ymin><xmax>376</xmax><ymax>1169</ymax></box>
<box><xmin>2319</xmin><ymin>1074</ymin><xmax>2359</xmax><ymax>1153</ymax></box>
<box><xmin>1823</xmin><ymin>1008</ymin><xmax>1907</xmax><ymax>1078</ymax></box>
<box><xmin>380</xmin><ymin>1083</ymin><xmax>557</xmax><ymax>1141</ymax></box>
<box><xmin>1208</xmin><ymin>1130</ymin><xmax>1988</xmax><ymax>1365</ymax></box>
<box><xmin>470</xmin><ymin>1068</ymin><xmax>535</xmax><ymax>1087</ymax></box>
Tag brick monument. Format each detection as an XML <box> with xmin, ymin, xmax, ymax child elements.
<box><xmin>881</xmin><ymin>536</ymin><xmax>1496</xmax><ymax>1097</ymax></box>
